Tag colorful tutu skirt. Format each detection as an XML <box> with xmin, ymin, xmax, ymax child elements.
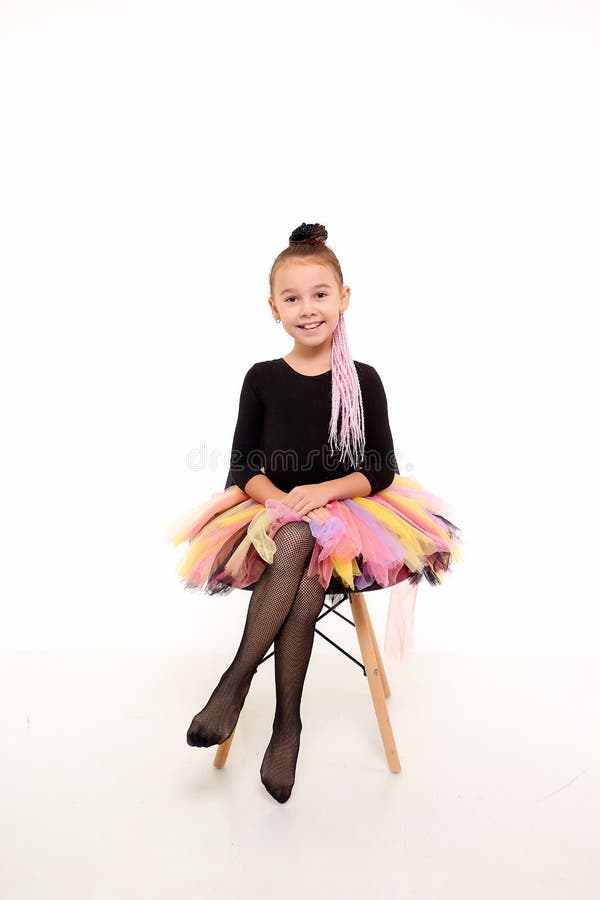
<box><xmin>167</xmin><ymin>473</ymin><xmax>462</xmax><ymax>661</ymax></box>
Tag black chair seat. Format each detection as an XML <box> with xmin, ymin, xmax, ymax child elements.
<box><xmin>238</xmin><ymin>574</ymin><xmax>383</xmax><ymax>595</ymax></box>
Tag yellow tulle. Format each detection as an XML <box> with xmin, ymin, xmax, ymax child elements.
<box><xmin>176</xmin><ymin>500</ymin><xmax>260</xmax><ymax>579</ymax></box>
<box><xmin>352</xmin><ymin>497</ymin><xmax>438</xmax><ymax>570</ymax></box>
<box><xmin>330</xmin><ymin>554</ymin><xmax>362</xmax><ymax>590</ymax></box>
<box><xmin>224</xmin><ymin>509</ymin><xmax>275</xmax><ymax>579</ymax></box>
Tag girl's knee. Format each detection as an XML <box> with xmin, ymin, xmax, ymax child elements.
<box><xmin>274</xmin><ymin>520</ymin><xmax>314</xmax><ymax>551</ymax></box>
<box><xmin>271</xmin><ymin>521</ymin><xmax>315</xmax><ymax>572</ymax></box>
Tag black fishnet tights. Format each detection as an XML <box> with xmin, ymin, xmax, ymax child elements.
<box><xmin>259</xmin><ymin>564</ymin><xmax>325</xmax><ymax>802</ymax></box>
<box><xmin>187</xmin><ymin>521</ymin><xmax>325</xmax><ymax>802</ymax></box>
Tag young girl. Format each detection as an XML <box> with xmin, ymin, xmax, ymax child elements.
<box><xmin>169</xmin><ymin>222</ymin><xmax>461</xmax><ymax>803</ymax></box>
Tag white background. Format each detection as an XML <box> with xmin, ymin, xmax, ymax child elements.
<box><xmin>2</xmin><ymin>7</ymin><xmax>599</xmax><ymax>900</ymax></box>
<box><xmin>1</xmin><ymin>0</ymin><xmax>599</xmax><ymax>652</ymax></box>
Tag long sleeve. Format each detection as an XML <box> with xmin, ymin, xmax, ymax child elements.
<box><xmin>354</xmin><ymin>365</ymin><xmax>399</xmax><ymax>494</ymax></box>
<box><xmin>228</xmin><ymin>365</ymin><xmax>266</xmax><ymax>493</ymax></box>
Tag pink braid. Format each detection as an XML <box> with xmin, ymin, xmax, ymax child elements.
<box><xmin>327</xmin><ymin>311</ymin><xmax>366</xmax><ymax>469</ymax></box>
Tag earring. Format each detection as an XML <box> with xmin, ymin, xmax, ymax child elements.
<box><xmin>275</xmin><ymin>318</ymin><xmax>281</xmax><ymax>323</ymax></box>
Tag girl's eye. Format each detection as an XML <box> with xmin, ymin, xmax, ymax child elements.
<box><xmin>284</xmin><ymin>292</ymin><xmax>328</xmax><ymax>302</ymax></box>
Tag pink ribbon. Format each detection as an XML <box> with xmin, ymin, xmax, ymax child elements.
<box><xmin>384</xmin><ymin>579</ymin><xmax>418</xmax><ymax>662</ymax></box>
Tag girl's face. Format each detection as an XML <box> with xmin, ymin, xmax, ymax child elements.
<box><xmin>269</xmin><ymin>259</ymin><xmax>350</xmax><ymax>349</ymax></box>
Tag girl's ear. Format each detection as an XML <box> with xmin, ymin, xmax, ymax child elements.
<box><xmin>341</xmin><ymin>284</ymin><xmax>351</xmax><ymax>311</ymax></box>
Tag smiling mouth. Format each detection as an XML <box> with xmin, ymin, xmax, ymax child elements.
<box><xmin>298</xmin><ymin>322</ymin><xmax>325</xmax><ymax>331</ymax></box>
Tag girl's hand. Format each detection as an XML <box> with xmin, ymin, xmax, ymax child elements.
<box><xmin>282</xmin><ymin>483</ymin><xmax>332</xmax><ymax>519</ymax></box>
<box><xmin>301</xmin><ymin>506</ymin><xmax>331</xmax><ymax>525</ymax></box>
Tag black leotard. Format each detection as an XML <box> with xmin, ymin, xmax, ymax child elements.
<box><xmin>224</xmin><ymin>357</ymin><xmax>399</xmax><ymax>495</ymax></box>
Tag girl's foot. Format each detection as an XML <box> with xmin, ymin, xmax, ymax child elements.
<box><xmin>187</xmin><ymin>667</ymin><xmax>256</xmax><ymax>747</ymax></box>
<box><xmin>259</xmin><ymin>719</ymin><xmax>302</xmax><ymax>803</ymax></box>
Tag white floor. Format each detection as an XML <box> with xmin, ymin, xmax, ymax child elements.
<box><xmin>1</xmin><ymin>647</ymin><xmax>598</xmax><ymax>900</ymax></box>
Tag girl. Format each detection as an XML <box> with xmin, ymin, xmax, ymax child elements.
<box><xmin>169</xmin><ymin>222</ymin><xmax>461</xmax><ymax>803</ymax></box>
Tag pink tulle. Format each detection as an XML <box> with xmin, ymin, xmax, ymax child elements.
<box><xmin>171</xmin><ymin>476</ymin><xmax>461</xmax><ymax>664</ymax></box>
<box><xmin>385</xmin><ymin>580</ymin><xmax>418</xmax><ymax>661</ymax></box>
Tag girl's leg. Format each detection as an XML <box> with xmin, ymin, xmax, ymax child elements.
<box><xmin>187</xmin><ymin>520</ymin><xmax>317</xmax><ymax>748</ymax></box>
<box><xmin>260</xmin><ymin>566</ymin><xmax>326</xmax><ymax>803</ymax></box>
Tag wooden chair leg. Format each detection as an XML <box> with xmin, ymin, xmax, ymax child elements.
<box><xmin>213</xmin><ymin>727</ymin><xmax>236</xmax><ymax>768</ymax></box>
<box><xmin>361</xmin><ymin>594</ymin><xmax>391</xmax><ymax>699</ymax></box>
<box><xmin>349</xmin><ymin>591</ymin><xmax>401</xmax><ymax>773</ymax></box>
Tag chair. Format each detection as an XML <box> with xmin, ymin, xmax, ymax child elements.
<box><xmin>213</xmin><ymin>579</ymin><xmax>401</xmax><ymax>774</ymax></box>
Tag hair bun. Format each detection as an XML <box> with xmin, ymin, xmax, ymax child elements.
<box><xmin>289</xmin><ymin>222</ymin><xmax>328</xmax><ymax>244</ymax></box>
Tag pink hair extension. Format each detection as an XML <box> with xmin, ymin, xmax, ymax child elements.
<box><xmin>328</xmin><ymin>311</ymin><xmax>366</xmax><ymax>469</ymax></box>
